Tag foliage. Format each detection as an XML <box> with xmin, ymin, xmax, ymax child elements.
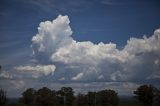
<box><xmin>152</xmin><ymin>87</ymin><xmax>160</xmax><ymax>106</ymax></box>
<box><xmin>134</xmin><ymin>85</ymin><xmax>154</xmax><ymax>106</ymax></box>
<box><xmin>35</xmin><ymin>87</ymin><xmax>56</xmax><ymax>106</ymax></box>
<box><xmin>20</xmin><ymin>88</ymin><xmax>35</xmax><ymax>106</ymax></box>
<box><xmin>57</xmin><ymin>87</ymin><xmax>75</xmax><ymax>106</ymax></box>
<box><xmin>0</xmin><ymin>89</ymin><xmax>7</xmax><ymax>106</ymax></box>
<box><xmin>96</xmin><ymin>89</ymin><xmax>119</xmax><ymax>106</ymax></box>
<box><xmin>74</xmin><ymin>90</ymin><xmax>119</xmax><ymax>106</ymax></box>
<box><xmin>19</xmin><ymin>87</ymin><xmax>119</xmax><ymax>106</ymax></box>
<box><xmin>4</xmin><ymin>84</ymin><xmax>160</xmax><ymax>106</ymax></box>
<box><xmin>74</xmin><ymin>93</ymin><xmax>87</xmax><ymax>106</ymax></box>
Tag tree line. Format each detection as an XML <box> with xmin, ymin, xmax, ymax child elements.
<box><xmin>0</xmin><ymin>85</ymin><xmax>160</xmax><ymax>106</ymax></box>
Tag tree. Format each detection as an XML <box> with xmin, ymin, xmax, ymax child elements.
<box><xmin>0</xmin><ymin>89</ymin><xmax>7</xmax><ymax>106</ymax></box>
<box><xmin>36</xmin><ymin>87</ymin><xmax>56</xmax><ymax>106</ymax></box>
<box><xmin>20</xmin><ymin>86</ymin><xmax>120</xmax><ymax>106</ymax></box>
<box><xmin>134</xmin><ymin>85</ymin><xmax>154</xmax><ymax>106</ymax></box>
<box><xmin>0</xmin><ymin>65</ymin><xmax>2</xmax><ymax>71</ymax></box>
<box><xmin>21</xmin><ymin>87</ymin><xmax>57</xmax><ymax>106</ymax></box>
<box><xmin>153</xmin><ymin>87</ymin><xmax>160</xmax><ymax>106</ymax></box>
<box><xmin>86</xmin><ymin>92</ymin><xmax>96</xmax><ymax>106</ymax></box>
<box><xmin>21</xmin><ymin>88</ymin><xmax>36</xmax><ymax>106</ymax></box>
<box><xmin>96</xmin><ymin>89</ymin><xmax>119</xmax><ymax>106</ymax></box>
<box><xmin>75</xmin><ymin>93</ymin><xmax>87</xmax><ymax>106</ymax></box>
<box><xmin>57</xmin><ymin>87</ymin><xmax>75</xmax><ymax>106</ymax></box>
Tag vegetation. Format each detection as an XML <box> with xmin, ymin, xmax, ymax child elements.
<box><xmin>134</xmin><ymin>85</ymin><xmax>154</xmax><ymax>106</ymax></box>
<box><xmin>0</xmin><ymin>84</ymin><xmax>160</xmax><ymax>106</ymax></box>
<box><xmin>134</xmin><ymin>85</ymin><xmax>160</xmax><ymax>106</ymax></box>
<box><xmin>0</xmin><ymin>89</ymin><xmax>7</xmax><ymax>106</ymax></box>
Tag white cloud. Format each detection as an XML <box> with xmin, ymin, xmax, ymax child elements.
<box><xmin>51</xmin><ymin>41</ymin><xmax>123</xmax><ymax>64</ymax></box>
<box><xmin>0</xmin><ymin>79</ymin><xmax>27</xmax><ymax>97</ymax></box>
<box><xmin>72</xmin><ymin>72</ymin><xmax>84</xmax><ymax>81</ymax></box>
<box><xmin>59</xmin><ymin>77</ymin><xmax>65</xmax><ymax>81</ymax></box>
<box><xmin>14</xmin><ymin>65</ymin><xmax>56</xmax><ymax>78</ymax></box>
<box><xmin>10</xmin><ymin>80</ymin><xmax>26</xmax><ymax>90</ymax></box>
<box><xmin>31</xmin><ymin>15</ymin><xmax>73</xmax><ymax>62</ymax></box>
<box><xmin>0</xmin><ymin>71</ymin><xmax>13</xmax><ymax>79</ymax></box>
<box><xmin>1</xmin><ymin>14</ymin><xmax>160</xmax><ymax>97</ymax></box>
<box><xmin>98</xmin><ymin>75</ymin><xmax>104</xmax><ymax>80</ymax></box>
<box><xmin>30</xmin><ymin>15</ymin><xmax>160</xmax><ymax>83</ymax></box>
<box><xmin>124</xmin><ymin>29</ymin><xmax>160</xmax><ymax>56</ymax></box>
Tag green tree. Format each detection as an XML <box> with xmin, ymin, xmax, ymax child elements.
<box><xmin>153</xmin><ymin>87</ymin><xmax>160</xmax><ymax>106</ymax></box>
<box><xmin>96</xmin><ymin>89</ymin><xmax>119</xmax><ymax>106</ymax></box>
<box><xmin>86</xmin><ymin>92</ymin><xmax>96</xmax><ymax>106</ymax></box>
<box><xmin>21</xmin><ymin>88</ymin><xmax>35</xmax><ymax>106</ymax></box>
<box><xmin>36</xmin><ymin>87</ymin><xmax>56</xmax><ymax>106</ymax></box>
<box><xmin>75</xmin><ymin>93</ymin><xmax>87</xmax><ymax>106</ymax></box>
<box><xmin>134</xmin><ymin>85</ymin><xmax>154</xmax><ymax>106</ymax></box>
<box><xmin>0</xmin><ymin>89</ymin><xmax>7</xmax><ymax>106</ymax></box>
<box><xmin>57</xmin><ymin>87</ymin><xmax>75</xmax><ymax>106</ymax></box>
<box><xmin>0</xmin><ymin>65</ymin><xmax>2</xmax><ymax>71</ymax></box>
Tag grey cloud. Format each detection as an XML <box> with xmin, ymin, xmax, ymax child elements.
<box><xmin>14</xmin><ymin>65</ymin><xmax>56</xmax><ymax>78</ymax></box>
<box><xmin>0</xmin><ymin>70</ymin><xmax>13</xmax><ymax>79</ymax></box>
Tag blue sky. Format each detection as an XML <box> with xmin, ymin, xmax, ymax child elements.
<box><xmin>0</xmin><ymin>0</ymin><xmax>160</xmax><ymax>97</ymax></box>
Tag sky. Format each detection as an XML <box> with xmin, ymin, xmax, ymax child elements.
<box><xmin>0</xmin><ymin>0</ymin><xmax>160</xmax><ymax>97</ymax></box>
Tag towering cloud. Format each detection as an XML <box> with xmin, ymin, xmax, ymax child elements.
<box><xmin>31</xmin><ymin>15</ymin><xmax>73</xmax><ymax>63</ymax></box>
<box><xmin>30</xmin><ymin>15</ymin><xmax>160</xmax><ymax>83</ymax></box>
<box><xmin>0</xmin><ymin>15</ymin><xmax>159</xmax><ymax>97</ymax></box>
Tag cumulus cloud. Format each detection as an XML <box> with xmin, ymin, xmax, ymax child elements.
<box><xmin>31</xmin><ymin>15</ymin><xmax>160</xmax><ymax>83</ymax></box>
<box><xmin>14</xmin><ymin>65</ymin><xmax>56</xmax><ymax>78</ymax></box>
<box><xmin>10</xmin><ymin>80</ymin><xmax>26</xmax><ymax>90</ymax></box>
<box><xmin>0</xmin><ymin>79</ymin><xmax>27</xmax><ymax>97</ymax></box>
<box><xmin>0</xmin><ymin>71</ymin><xmax>13</xmax><ymax>79</ymax></box>
<box><xmin>31</xmin><ymin>15</ymin><xmax>73</xmax><ymax>63</ymax></box>
<box><xmin>1</xmin><ymin>14</ymin><xmax>160</xmax><ymax>97</ymax></box>
<box><xmin>4</xmin><ymin>15</ymin><xmax>157</xmax><ymax>97</ymax></box>
<box><xmin>72</xmin><ymin>72</ymin><xmax>84</xmax><ymax>81</ymax></box>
